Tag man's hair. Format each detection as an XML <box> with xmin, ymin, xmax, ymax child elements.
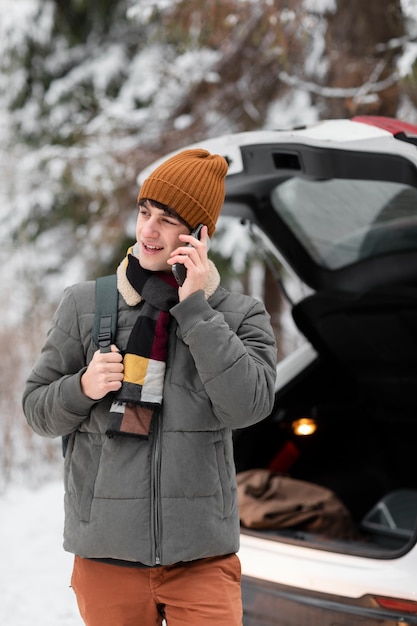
<box><xmin>137</xmin><ymin>198</ymin><xmax>192</xmax><ymax>231</ymax></box>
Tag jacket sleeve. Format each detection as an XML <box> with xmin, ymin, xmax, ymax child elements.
<box><xmin>170</xmin><ymin>289</ymin><xmax>277</xmax><ymax>429</ymax></box>
<box><xmin>22</xmin><ymin>285</ymin><xmax>97</xmax><ymax>438</ymax></box>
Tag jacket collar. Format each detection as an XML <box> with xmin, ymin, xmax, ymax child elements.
<box><xmin>117</xmin><ymin>247</ymin><xmax>221</xmax><ymax>307</ymax></box>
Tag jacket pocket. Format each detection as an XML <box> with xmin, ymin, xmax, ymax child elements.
<box><xmin>79</xmin><ymin>442</ymin><xmax>102</xmax><ymax>522</ymax></box>
<box><xmin>215</xmin><ymin>440</ymin><xmax>234</xmax><ymax>518</ymax></box>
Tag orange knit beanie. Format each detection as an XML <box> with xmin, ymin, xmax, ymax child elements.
<box><xmin>138</xmin><ymin>149</ymin><xmax>228</xmax><ymax>237</ymax></box>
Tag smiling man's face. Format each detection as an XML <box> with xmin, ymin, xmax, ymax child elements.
<box><xmin>135</xmin><ymin>200</ymin><xmax>190</xmax><ymax>273</ymax></box>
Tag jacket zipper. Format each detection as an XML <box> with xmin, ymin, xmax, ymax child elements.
<box><xmin>152</xmin><ymin>408</ymin><xmax>162</xmax><ymax>565</ymax></box>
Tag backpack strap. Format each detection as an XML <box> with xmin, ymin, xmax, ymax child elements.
<box><xmin>93</xmin><ymin>274</ymin><xmax>118</xmax><ymax>353</ymax></box>
<box><xmin>62</xmin><ymin>274</ymin><xmax>118</xmax><ymax>458</ymax></box>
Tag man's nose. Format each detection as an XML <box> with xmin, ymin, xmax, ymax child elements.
<box><xmin>142</xmin><ymin>219</ymin><xmax>159</xmax><ymax>237</ymax></box>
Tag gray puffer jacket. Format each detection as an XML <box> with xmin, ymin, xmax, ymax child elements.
<box><xmin>23</xmin><ymin>265</ymin><xmax>277</xmax><ymax>566</ymax></box>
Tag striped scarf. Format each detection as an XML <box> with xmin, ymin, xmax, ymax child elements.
<box><xmin>106</xmin><ymin>252</ymin><xmax>179</xmax><ymax>438</ymax></box>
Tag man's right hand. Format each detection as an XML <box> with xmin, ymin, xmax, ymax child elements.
<box><xmin>81</xmin><ymin>344</ymin><xmax>124</xmax><ymax>400</ymax></box>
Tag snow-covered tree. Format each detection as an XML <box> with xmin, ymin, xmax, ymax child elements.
<box><xmin>1</xmin><ymin>0</ymin><xmax>416</xmax><ymax>485</ymax></box>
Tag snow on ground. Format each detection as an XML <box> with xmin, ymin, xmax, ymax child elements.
<box><xmin>0</xmin><ymin>482</ymin><xmax>83</xmax><ymax>626</ymax></box>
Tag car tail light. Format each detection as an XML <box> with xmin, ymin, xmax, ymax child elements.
<box><xmin>375</xmin><ymin>596</ymin><xmax>417</xmax><ymax>614</ymax></box>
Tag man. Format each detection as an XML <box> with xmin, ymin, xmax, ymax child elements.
<box><xmin>23</xmin><ymin>148</ymin><xmax>277</xmax><ymax>625</ymax></box>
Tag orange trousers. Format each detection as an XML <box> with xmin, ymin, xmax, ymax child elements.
<box><xmin>71</xmin><ymin>553</ymin><xmax>243</xmax><ymax>626</ymax></box>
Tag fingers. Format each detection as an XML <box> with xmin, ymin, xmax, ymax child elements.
<box><xmin>168</xmin><ymin>226</ymin><xmax>209</xmax><ymax>270</ymax></box>
<box><xmin>169</xmin><ymin>232</ymin><xmax>210</xmax><ymax>300</ymax></box>
<box><xmin>106</xmin><ymin>344</ymin><xmax>123</xmax><ymax>360</ymax></box>
<box><xmin>81</xmin><ymin>345</ymin><xmax>124</xmax><ymax>400</ymax></box>
<box><xmin>185</xmin><ymin>224</ymin><xmax>208</xmax><ymax>248</ymax></box>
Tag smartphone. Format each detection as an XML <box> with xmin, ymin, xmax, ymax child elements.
<box><xmin>172</xmin><ymin>223</ymin><xmax>205</xmax><ymax>286</ymax></box>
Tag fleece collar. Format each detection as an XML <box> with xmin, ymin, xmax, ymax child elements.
<box><xmin>116</xmin><ymin>245</ymin><xmax>221</xmax><ymax>307</ymax></box>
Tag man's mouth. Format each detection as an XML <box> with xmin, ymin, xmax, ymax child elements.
<box><xmin>142</xmin><ymin>242</ymin><xmax>164</xmax><ymax>253</ymax></box>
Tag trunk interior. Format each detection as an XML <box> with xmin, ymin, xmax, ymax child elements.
<box><xmin>233</xmin><ymin>285</ymin><xmax>417</xmax><ymax>556</ymax></box>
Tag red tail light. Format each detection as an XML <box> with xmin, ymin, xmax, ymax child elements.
<box><xmin>375</xmin><ymin>596</ymin><xmax>417</xmax><ymax>614</ymax></box>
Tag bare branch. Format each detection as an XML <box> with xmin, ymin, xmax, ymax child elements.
<box><xmin>278</xmin><ymin>70</ymin><xmax>400</xmax><ymax>99</ymax></box>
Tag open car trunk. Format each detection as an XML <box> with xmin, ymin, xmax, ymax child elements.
<box><xmin>233</xmin><ymin>289</ymin><xmax>417</xmax><ymax>555</ymax></box>
<box><xmin>222</xmin><ymin>120</ymin><xmax>417</xmax><ymax>557</ymax></box>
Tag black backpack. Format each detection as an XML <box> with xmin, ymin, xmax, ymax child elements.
<box><xmin>62</xmin><ymin>275</ymin><xmax>118</xmax><ymax>456</ymax></box>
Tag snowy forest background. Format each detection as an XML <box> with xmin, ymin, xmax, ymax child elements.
<box><xmin>1</xmin><ymin>0</ymin><xmax>417</xmax><ymax>491</ymax></box>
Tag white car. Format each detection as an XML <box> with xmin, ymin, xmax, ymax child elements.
<box><xmin>140</xmin><ymin>117</ymin><xmax>417</xmax><ymax>625</ymax></box>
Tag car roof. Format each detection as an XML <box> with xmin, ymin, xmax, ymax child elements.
<box><xmin>138</xmin><ymin>117</ymin><xmax>417</xmax><ymax>293</ymax></box>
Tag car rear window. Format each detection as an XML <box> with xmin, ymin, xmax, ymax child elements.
<box><xmin>270</xmin><ymin>178</ymin><xmax>417</xmax><ymax>269</ymax></box>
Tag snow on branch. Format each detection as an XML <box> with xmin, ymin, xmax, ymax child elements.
<box><xmin>278</xmin><ymin>69</ymin><xmax>399</xmax><ymax>99</ymax></box>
